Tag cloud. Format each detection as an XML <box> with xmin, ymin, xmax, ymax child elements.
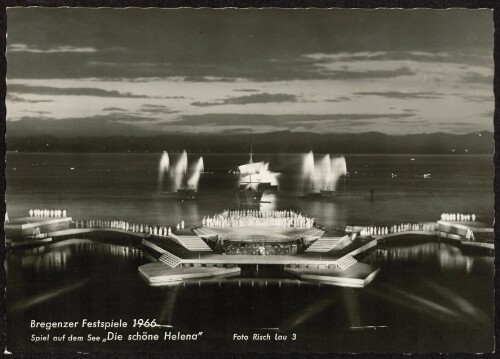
<box><xmin>354</xmin><ymin>91</ymin><xmax>443</xmax><ymax>99</ymax></box>
<box><xmin>462</xmin><ymin>95</ymin><xmax>493</xmax><ymax>103</ymax></box>
<box><xmin>6</xmin><ymin>93</ymin><xmax>53</xmax><ymax>103</ymax></box>
<box><xmin>183</xmin><ymin>76</ymin><xmax>237</xmax><ymax>82</ymax></box>
<box><xmin>103</xmin><ymin>107</ymin><xmax>127</xmax><ymax>112</ymax></box>
<box><xmin>137</xmin><ymin>103</ymin><xmax>179</xmax><ymax>115</ymax></box>
<box><xmin>8</xmin><ymin>43</ymin><xmax>97</xmax><ymax>53</ymax></box>
<box><xmin>319</xmin><ymin>66</ymin><xmax>415</xmax><ymax>80</ymax></box>
<box><xmin>140</xmin><ymin>108</ymin><xmax>179</xmax><ymax>115</ymax></box>
<box><xmin>306</xmin><ymin>50</ymin><xmax>493</xmax><ymax>67</ymax></box>
<box><xmin>191</xmin><ymin>93</ymin><xmax>299</xmax><ymax>107</ymax></box>
<box><xmin>23</xmin><ymin>110</ymin><xmax>50</xmax><ymax>115</ymax></box>
<box><xmin>8</xmin><ymin>84</ymin><xmax>152</xmax><ymax>98</ymax></box>
<box><xmin>234</xmin><ymin>89</ymin><xmax>259</xmax><ymax>92</ymax></box>
<box><xmin>461</xmin><ymin>71</ymin><xmax>493</xmax><ymax>85</ymax></box>
<box><xmin>326</xmin><ymin>96</ymin><xmax>351</xmax><ymax>102</ymax></box>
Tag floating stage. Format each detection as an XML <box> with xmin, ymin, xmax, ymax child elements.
<box><xmin>5</xmin><ymin>217</ymin><xmax>72</xmax><ymax>238</ymax></box>
<box><xmin>284</xmin><ymin>262</ymin><xmax>380</xmax><ymax>288</ymax></box>
<box><xmin>139</xmin><ymin>263</ymin><xmax>241</xmax><ymax>286</ymax></box>
<box><xmin>139</xmin><ymin>225</ymin><xmax>380</xmax><ymax>288</ymax></box>
<box><xmin>195</xmin><ymin>226</ymin><xmax>325</xmax><ymax>243</ymax></box>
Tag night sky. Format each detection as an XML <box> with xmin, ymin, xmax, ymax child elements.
<box><xmin>6</xmin><ymin>8</ymin><xmax>494</xmax><ymax>136</ymax></box>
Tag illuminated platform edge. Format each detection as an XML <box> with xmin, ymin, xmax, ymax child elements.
<box><xmin>139</xmin><ymin>264</ymin><xmax>241</xmax><ymax>286</ymax></box>
<box><xmin>284</xmin><ymin>263</ymin><xmax>380</xmax><ymax>288</ymax></box>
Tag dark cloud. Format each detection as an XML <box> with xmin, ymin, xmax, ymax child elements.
<box><xmin>140</xmin><ymin>108</ymin><xmax>179</xmax><ymax>115</ymax></box>
<box><xmin>183</xmin><ymin>76</ymin><xmax>237</xmax><ymax>82</ymax></box>
<box><xmin>234</xmin><ymin>89</ymin><xmax>259</xmax><ymax>93</ymax></box>
<box><xmin>321</xmin><ymin>66</ymin><xmax>415</xmax><ymax>80</ymax></box>
<box><xmin>354</xmin><ymin>91</ymin><xmax>442</xmax><ymax>99</ymax></box>
<box><xmin>191</xmin><ymin>93</ymin><xmax>298</xmax><ymax>107</ymax></box>
<box><xmin>462</xmin><ymin>95</ymin><xmax>493</xmax><ymax>103</ymax></box>
<box><xmin>8</xmin><ymin>84</ymin><xmax>152</xmax><ymax>98</ymax></box>
<box><xmin>7</xmin><ymin>8</ymin><xmax>493</xmax><ymax>80</ymax></box>
<box><xmin>24</xmin><ymin>110</ymin><xmax>50</xmax><ymax>115</ymax></box>
<box><xmin>6</xmin><ymin>93</ymin><xmax>53</xmax><ymax>103</ymax></box>
<box><xmin>103</xmin><ymin>107</ymin><xmax>127</xmax><ymax>111</ymax></box>
<box><xmin>138</xmin><ymin>104</ymin><xmax>179</xmax><ymax>114</ymax></box>
<box><xmin>461</xmin><ymin>71</ymin><xmax>493</xmax><ymax>85</ymax></box>
<box><xmin>141</xmin><ymin>104</ymin><xmax>169</xmax><ymax>108</ymax></box>
<box><xmin>318</xmin><ymin>51</ymin><xmax>492</xmax><ymax>67</ymax></box>
<box><xmin>391</xmin><ymin>119</ymin><xmax>427</xmax><ymax>124</ymax></box>
<box><xmin>326</xmin><ymin>96</ymin><xmax>351</xmax><ymax>102</ymax></box>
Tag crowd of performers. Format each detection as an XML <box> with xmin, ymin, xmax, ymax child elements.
<box><xmin>74</xmin><ymin>219</ymin><xmax>177</xmax><ymax>236</ymax></box>
<box><xmin>29</xmin><ymin>209</ymin><xmax>67</xmax><ymax>218</ymax></box>
<box><xmin>224</xmin><ymin>242</ymin><xmax>293</xmax><ymax>256</ymax></box>
<box><xmin>440</xmin><ymin>213</ymin><xmax>476</xmax><ymax>222</ymax></box>
<box><xmin>360</xmin><ymin>222</ymin><xmax>437</xmax><ymax>237</ymax></box>
<box><xmin>202</xmin><ymin>210</ymin><xmax>315</xmax><ymax>228</ymax></box>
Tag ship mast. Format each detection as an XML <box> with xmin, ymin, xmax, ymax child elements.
<box><xmin>249</xmin><ymin>145</ymin><xmax>253</xmax><ymax>182</ymax></box>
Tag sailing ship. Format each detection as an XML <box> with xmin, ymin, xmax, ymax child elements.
<box><xmin>236</xmin><ymin>147</ymin><xmax>279</xmax><ymax>204</ymax></box>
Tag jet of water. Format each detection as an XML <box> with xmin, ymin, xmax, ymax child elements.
<box><xmin>187</xmin><ymin>157</ymin><xmax>204</xmax><ymax>189</ymax></box>
<box><xmin>158</xmin><ymin>151</ymin><xmax>170</xmax><ymax>189</ymax></box>
<box><xmin>171</xmin><ymin>150</ymin><xmax>188</xmax><ymax>191</ymax></box>
<box><xmin>330</xmin><ymin>156</ymin><xmax>347</xmax><ymax>190</ymax></box>
<box><xmin>301</xmin><ymin>152</ymin><xmax>347</xmax><ymax>192</ymax></box>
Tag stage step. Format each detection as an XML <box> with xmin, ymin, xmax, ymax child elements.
<box><xmin>193</xmin><ymin>227</ymin><xmax>218</xmax><ymax>238</ymax></box>
<box><xmin>159</xmin><ymin>252</ymin><xmax>182</xmax><ymax>268</ymax></box>
<box><xmin>336</xmin><ymin>255</ymin><xmax>358</xmax><ymax>270</ymax></box>
<box><xmin>305</xmin><ymin>236</ymin><xmax>342</xmax><ymax>253</ymax></box>
<box><xmin>171</xmin><ymin>234</ymin><xmax>213</xmax><ymax>252</ymax></box>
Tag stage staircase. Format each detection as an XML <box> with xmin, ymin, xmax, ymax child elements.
<box><xmin>170</xmin><ymin>233</ymin><xmax>213</xmax><ymax>252</ymax></box>
<box><xmin>159</xmin><ymin>252</ymin><xmax>182</xmax><ymax>268</ymax></box>
<box><xmin>301</xmin><ymin>228</ymin><xmax>325</xmax><ymax>239</ymax></box>
<box><xmin>193</xmin><ymin>227</ymin><xmax>219</xmax><ymax>238</ymax></box>
<box><xmin>336</xmin><ymin>255</ymin><xmax>358</xmax><ymax>270</ymax></box>
<box><xmin>305</xmin><ymin>236</ymin><xmax>342</xmax><ymax>253</ymax></box>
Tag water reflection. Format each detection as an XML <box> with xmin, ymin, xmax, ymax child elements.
<box><xmin>18</xmin><ymin>239</ymin><xmax>144</xmax><ymax>273</ymax></box>
<box><xmin>382</xmin><ymin>242</ymin><xmax>488</xmax><ymax>274</ymax></box>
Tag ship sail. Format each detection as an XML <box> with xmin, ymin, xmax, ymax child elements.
<box><xmin>238</xmin><ymin>162</ymin><xmax>263</xmax><ymax>177</ymax></box>
<box><xmin>241</xmin><ymin>174</ymin><xmax>261</xmax><ymax>184</ymax></box>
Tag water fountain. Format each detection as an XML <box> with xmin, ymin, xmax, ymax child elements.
<box><xmin>157</xmin><ymin>150</ymin><xmax>202</xmax><ymax>200</ymax></box>
<box><xmin>301</xmin><ymin>152</ymin><xmax>347</xmax><ymax>198</ymax></box>
<box><xmin>187</xmin><ymin>157</ymin><xmax>204</xmax><ymax>190</ymax></box>
<box><xmin>171</xmin><ymin>150</ymin><xmax>188</xmax><ymax>191</ymax></box>
<box><xmin>158</xmin><ymin>151</ymin><xmax>170</xmax><ymax>190</ymax></box>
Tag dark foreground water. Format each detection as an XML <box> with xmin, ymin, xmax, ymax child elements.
<box><xmin>6</xmin><ymin>240</ymin><xmax>494</xmax><ymax>353</ymax></box>
<box><xmin>5</xmin><ymin>153</ymin><xmax>495</xmax><ymax>352</ymax></box>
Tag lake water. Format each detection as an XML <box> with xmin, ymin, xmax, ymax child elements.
<box><xmin>5</xmin><ymin>153</ymin><xmax>495</xmax><ymax>352</ymax></box>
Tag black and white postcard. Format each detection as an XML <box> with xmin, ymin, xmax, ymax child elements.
<box><xmin>4</xmin><ymin>7</ymin><xmax>495</xmax><ymax>353</ymax></box>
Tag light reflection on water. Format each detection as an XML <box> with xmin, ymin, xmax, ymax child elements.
<box><xmin>379</xmin><ymin>242</ymin><xmax>490</xmax><ymax>274</ymax></box>
<box><xmin>17</xmin><ymin>239</ymin><xmax>145</xmax><ymax>274</ymax></box>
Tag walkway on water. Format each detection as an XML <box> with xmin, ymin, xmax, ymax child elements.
<box><xmin>46</xmin><ymin>227</ymin><xmax>148</xmax><ymax>239</ymax></box>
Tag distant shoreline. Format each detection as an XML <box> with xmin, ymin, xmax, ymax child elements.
<box><xmin>5</xmin><ymin>131</ymin><xmax>493</xmax><ymax>154</ymax></box>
